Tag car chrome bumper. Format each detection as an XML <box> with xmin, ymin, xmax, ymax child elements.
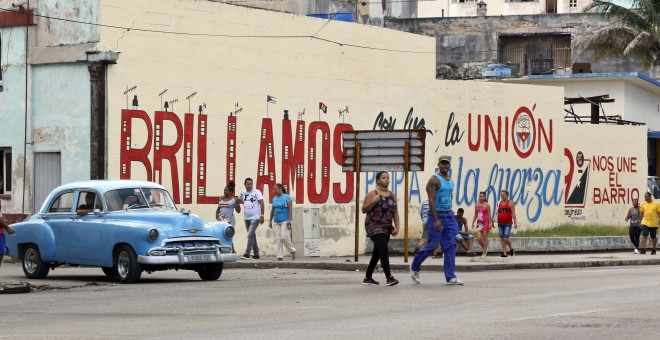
<box><xmin>138</xmin><ymin>245</ymin><xmax>237</xmax><ymax>265</ymax></box>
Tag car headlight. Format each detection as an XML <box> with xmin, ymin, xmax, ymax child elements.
<box><xmin>224</xmin><ymin>226</ymin><xmax>235</xmax><ymax>239</ymax></box>
<box><xmin>147</xmin><ymin>228</ymin><xmax>159</xmax><ymax>241</ymax></box>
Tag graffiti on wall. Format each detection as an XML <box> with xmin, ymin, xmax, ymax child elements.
<box><xmin>117</xmin><ymin>92</ymin><xmax>642</xmax><ymax>225</ymax></box>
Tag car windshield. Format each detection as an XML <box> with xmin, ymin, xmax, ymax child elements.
<box><xmin>104</xmin><ymin>188</ymin><xmax>177</xmax><ymax>212</ymax></box>
<box><xmin>649</xmin><ymin>177</ymin><xmax>660</xmax><ymax>200</ymax></box>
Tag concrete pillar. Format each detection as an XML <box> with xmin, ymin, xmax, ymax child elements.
<box><xmin>81</xmin><ymin>51</ymin><xmax>118</xmax><ymax>180</ymax></box>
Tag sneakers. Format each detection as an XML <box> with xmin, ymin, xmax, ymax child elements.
<box><xmin>510</xmin><ymin>249</ymin><xmax>516</xmax><ymax>257</ymax></box>
<box><xmin>447</xmin><ymin>277</ymin><xmax>464</xmax><ymax>285</ymax></box>
<box><xmin>386</xmin><ymin>275</ymin><xmax>399</xmax><ymax>286</ymax></box>
<box><xmin>651</xmin><ymin>249</ymin><xmax>656</xmax><ymax>255</ymax></box>
<box><xmin>640</xmin><ymin>249</ymin><xmax>647</xmax><ymax>254</ymax></box>
<box><xmin>252</xmin><ymin>255</ymin><xmax>261</xmax><ymax>260</ymax></box>
<box><xmin>499</xmin><ymin>254</ymin><xmax>508</xmax><ymax>258</ymax></box>
<box><xmin>410</xmin><ymin>264</ymin><xmax>420</xmax><ymax>284</ymax></box>
<box><xmin>240</xmin><ymin>254</ymin><xmax>251</xmax><ymax>260</ymax></box>
<box><xmin>634</xmin><ymin>248</ymin><xmax>640</xmax><ymax>254</ymax></box>
<box><xmin>362</xmin><ymin>277</ymin><xmax>380</xmax><ymax>286</ymax></box>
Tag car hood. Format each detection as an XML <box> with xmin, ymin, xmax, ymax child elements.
<box><xmin>104</xmin><ymin>209</ymin><xmax>215</xmax><ymax>238</ymax></box>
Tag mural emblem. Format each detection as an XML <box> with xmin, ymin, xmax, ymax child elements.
<box><xmin>514</xmin><ymin>110</ymin><xmax>533</xmax><ymax>154</ymax></box>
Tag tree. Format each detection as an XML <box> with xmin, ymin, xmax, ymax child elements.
<box><xmin>583</xmin><ymin>0</ymin><xmax>659</xmax><ymax>68</ymax></box>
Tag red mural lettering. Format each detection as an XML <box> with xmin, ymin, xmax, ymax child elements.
<box><xmin>154</xmin><ymin>111</ymin><xmax>183</xmax><ymax>203</ymax></box>
<box><xmin>183</xmin><ymin>114</ymin><xmax>194</xmax><ymax>204</ymax></box>
<box><xmin>120</xmin><ymin>110</ymin><xmax>153</xmax><ymax>181</ymax></box>
<box><xmin>226</xmin><ymin>115</ymin><xmax>237</xmax><ymax>192</ymax></box>
<box><xmin>281</xmin><ymin>119</ymin><xmax>306</xmax><ymax>203</ymax></box>
<box><xmin>307</xmin><ymin>122</ymin><xmax>330</xmax><ymax>204</ymax></box>
<box><xmin>484</xmin><ymin>115</ymin><xmax>501</xmax><ymax>152</ymax></box>
<box><xmin>537</xmin><ymin>119</ymin><xmax>552</xmax><ymax>153</ymax></box>
<box><xmin>511</xmin><ymin>106</ymin><xmax>536</xmax><ymax>159</ymax></box>
<box><xmin>332</xmin><ymin>123</ymin><xmax>354</xmax><ymax>203</ymax></box>
<box><xmin>257</xmin><ymin>118</ymin><xmax>277</xmax><ymax>202</ymax></box>
<box><xmin>197</xmin><ymin>113</ymin><xmax>220</xmax><ymax>204</ymax></box>
<box><xmin>468</xmin><ymin>106</ymin><xmax>552</xmax><ymax>158</ymax></box>
<box><xmin>467</xmin><ymin>113</ymin><xmax>481</xmax><ymax>151</ymax></box>
<box><xmin>120</xmin><ymin>110</ymin><xmax>356</xmax><ymax>205</ymax></box>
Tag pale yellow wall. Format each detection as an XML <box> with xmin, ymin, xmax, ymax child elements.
<box><xmin>99</xmin><ymin>0</ymin><xmax>646</xmax><ymax>257</ymax></box>
<box><xmin>99</xmin><ymin>0</ymin><xmax>435</xmax><ymax>256</ymax></box>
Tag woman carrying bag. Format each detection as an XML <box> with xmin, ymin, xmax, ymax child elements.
<box><xmin>269</xmin><ymin>183</ymin><xmax>296</xmax><ymax>261</ymax></box>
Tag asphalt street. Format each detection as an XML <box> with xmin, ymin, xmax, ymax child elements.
<box><xmin>1</xmin><ymin>262</ymin><xmax>659</xmax><ymax>339</ymax></box>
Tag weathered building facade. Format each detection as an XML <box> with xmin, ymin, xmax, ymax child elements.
<box><xmin>385</xmin><ymin>14</ymin><xmax>659</xmax><ymax>80</ymax></box>
<box><xmin>0</xmin><ymin>0</ymin><xmax>650</xmax><ymax>257</ymax></box>
<box><xmin>0</xmin><ymin>0</ymin><xmax>117</xmax><ymax>222</ymax></box>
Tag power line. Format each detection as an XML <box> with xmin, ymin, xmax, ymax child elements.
<box><xmin>0</xmin><ymin>7</ymin><xmax>434</xmax><ymax>54</ymax></box>
<box><xmin>0</xmin><ymin>6</ymin><xmax>620</xmax><ymax>56</ymax></box>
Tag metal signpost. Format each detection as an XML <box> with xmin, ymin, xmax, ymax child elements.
<box><xmin>342</xmin><ymin>130</ymin><xmax>426</xmax><ymax>263</ymax></box>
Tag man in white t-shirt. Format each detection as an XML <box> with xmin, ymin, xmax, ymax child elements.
<box><xmin>237</xmin><ymin>178</ymin><xmax>265</xmax><ymax>259</ymax></box>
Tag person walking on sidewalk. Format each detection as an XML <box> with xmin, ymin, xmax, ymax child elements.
<box><xmin>410</xmin><ymin>155</ymin><xmax>463</xmax><ymax>285</ymax></box>
<box><xmin>414</xmin><ymin>199</ymin><xmax>442</xmax><ymax>258</ymax></box>
<box><xmin>216</xmin><ymin>182</ymin><xmax>241</xmax><ymax>253</ymax></box>
<box><xmin>639</xmin><ymin>192</ymin><xmax>660</xmax><ymax>255</ymax></box>
<box><xmin>496</xmin><ymin>190</ymin><xmax>517</xmax><ymax>258</ymax></box>
<box><xmin>625</xmin><ymin>198</ymin><xmax>642</xmax><ymax>254</ymax></box>
<box><xmin>269</xmin><ymin>183</ymin><xmax>296</xmax><ymax>261</ymax></box>
<box><xmin>361</xmin><ymin>171</ymin><xmax>399</xmax><ymax>286</ymax></box>
<box><xmin>238</xmin><ymin>178</ymin><xmax>265</xmax><ymax>260</ymax></box>
<box><xmin>472</xmin><ymin>192</ymin><xmax>492</xmax><ymax>259</ymax></box>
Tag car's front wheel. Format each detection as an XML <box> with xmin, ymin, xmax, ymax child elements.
<box><xmin>101</xmin><ymin>267</ymin><xmax>117</xmax><ymax>277</ymax></box>
<box><xmin>116</xmin><ymin>245</ymin><xmax>142</xmax><ymax>283</ymax></box>
<box><xmin>197</xmin><ymin>263</ymin><xmax>223</xmax><ymax>281</ymax></box>
<box><xmin>22</xmin><ymin>245</ymin><xmax>50</xmax><ymax>279</ymax></box>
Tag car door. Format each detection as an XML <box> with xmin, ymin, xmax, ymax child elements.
<box><xmin>68</xmin><ymin>190</ymin><xmax>105</xmax><ymax>263</ymax></box>
<box><xmin>44</xmin><ymin>191</ymin><xmax>75</xmax><ymax>260</ymax></box>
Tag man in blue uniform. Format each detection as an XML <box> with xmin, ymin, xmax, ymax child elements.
<box><xmin>410</xmin><ymin>155</ymin><xmax>463</xmax><ymax>285</ymax></box>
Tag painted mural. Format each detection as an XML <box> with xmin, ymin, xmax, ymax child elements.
<box><xmin>99</xmin><ymin>0</ymin><xmax>646</xmax><ymax>256</ymax></box>
<box><xmin>115</xmin><ymin>92</ymin><xmax>646</xmax><ymax>226</ymax></box>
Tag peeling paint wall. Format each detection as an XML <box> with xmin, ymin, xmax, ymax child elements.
<box><xmin>35</xmin><ymin>0</ymin><xmax>100</xmax><ymax>46</ymax></box>
<box><xmin>0</xmin><ymin>0</ymin><xmax>96</xmax><ymax>214</ymax></box>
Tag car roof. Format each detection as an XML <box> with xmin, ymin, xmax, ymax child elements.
<box><xmin>52</xmin><ymin>180</ymin><xmax>166</xmax><ymax>195</ymax></box>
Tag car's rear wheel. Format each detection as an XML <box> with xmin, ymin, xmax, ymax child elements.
<box><xmin>116</xmin><ymin>245</ymin><xmax>142</xmax><ymax>283</ymax></box>
<box><xmin>22</xmin><ymin>245</ymin><xmax>50</xmax><ymax>279</ymax></box>
<box><xmin>197</xmin><ymin>263</ymin><xmax>223</xmax><ymax>281</ymax></box>
<box><xmin>102</xmin><ymin>267</ymin><xmax>117</xmax><ymax>277</ymax></box>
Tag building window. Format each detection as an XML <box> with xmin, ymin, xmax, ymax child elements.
<box><xmin>0</xmin><ymin>148</ymin><xmax>12</xmax><ymax>195</ymax></box>
<box><xmin>498</xmin><ymin>34</ymin><xmax>572</xmax><ymax>76</ymax></box>
<box><xmin>569</xmin><ymin>0</ymin><xmax>578</xmax><ymax>7</ymax></box>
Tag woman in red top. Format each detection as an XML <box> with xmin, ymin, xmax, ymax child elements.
<box><xmin>497</xmin><ymin>190</ymin><xmax>517</xmax><ymax>258</ymax></box>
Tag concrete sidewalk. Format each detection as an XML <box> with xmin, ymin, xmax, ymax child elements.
<box><xmin>225</xmin><ymin>250</ymin><xmax>660</xmax><ymax>272</ymax></box>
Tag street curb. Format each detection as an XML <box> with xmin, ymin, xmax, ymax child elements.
<box><xmin>224</xmin><ymin>257</ymin><xmax>660</xmax><ymax>272</ymax></box>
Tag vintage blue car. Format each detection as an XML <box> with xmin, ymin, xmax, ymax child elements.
<box><xmin>4</xmin><ymin>180</ymin><xmax>237</xmax><ymax>283</ymax></box>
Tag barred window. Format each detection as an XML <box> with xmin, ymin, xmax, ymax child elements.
<box><xmin>0</xmin><ymin>148</ymin><xmax>11</xmax><ymax>195</ymax></box>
